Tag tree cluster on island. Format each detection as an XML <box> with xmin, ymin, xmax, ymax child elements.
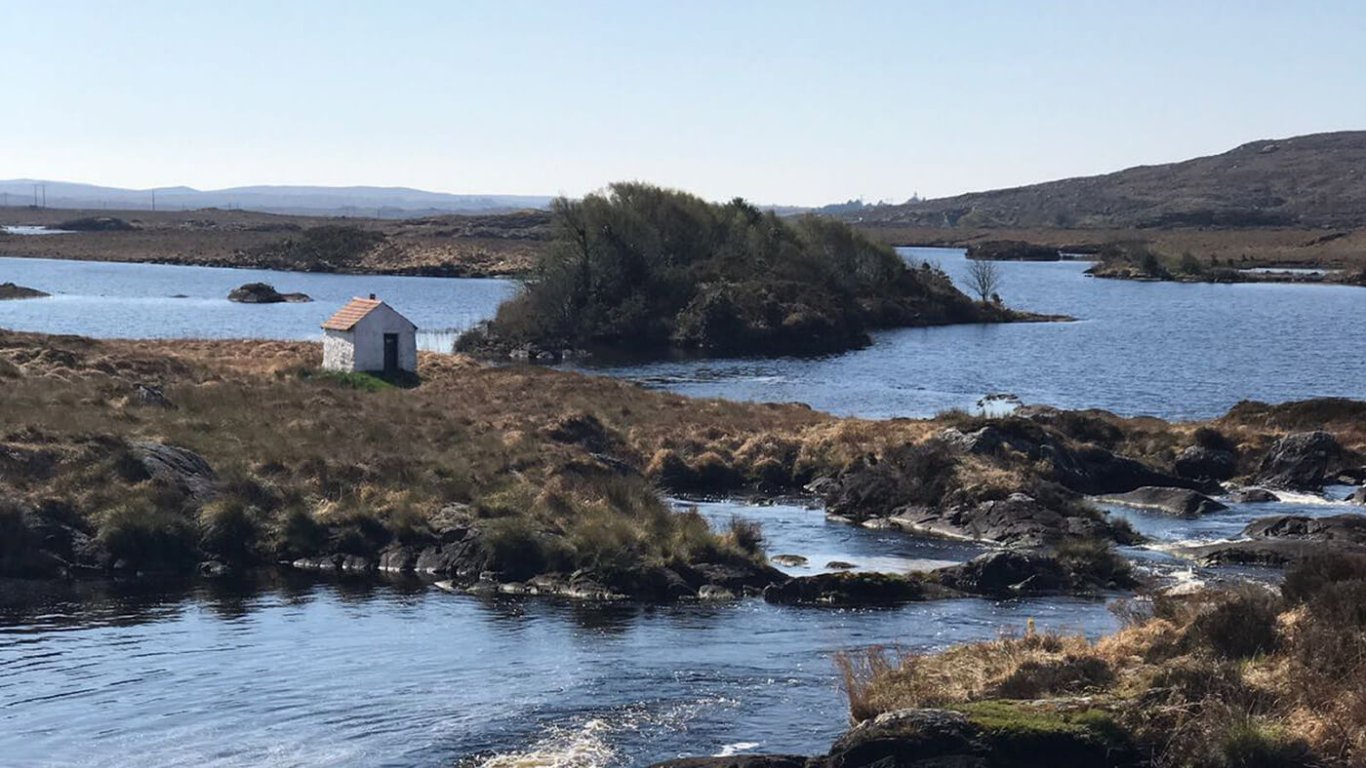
<box><xmin>458</xmin><ymin>182</ymin><xmax>1047</xmax><ymax>361</ymax></box>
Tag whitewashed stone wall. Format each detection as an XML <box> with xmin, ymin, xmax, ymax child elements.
<box><xmin>322</xmin><ymin>329</ymin><xmax>356</xmax><ymax>371</ymax></box>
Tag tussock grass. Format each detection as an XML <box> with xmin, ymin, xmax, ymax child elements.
<box><xmin>837</xmin><ymin>559</ymin><xmax>1366</xmax><ymax>766</ymax></box>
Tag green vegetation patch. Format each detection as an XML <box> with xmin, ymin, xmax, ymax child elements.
<box><xmin>458</xmin><ymin>182</ymin><xmax>1008</xmax><ymax>360</ymax></box>
<box><xmin>955</xmin><ymin>700</ymin><xmax>1132</xmax><ymax>754</ymax></box>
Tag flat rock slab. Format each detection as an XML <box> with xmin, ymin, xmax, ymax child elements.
<box><xmin>0</xmin><ymin>282</ymin><xmax>49</xmax><ymax>300</ymax></box>
<box><xmin>1243</xmin><ymin>513</ymin><xmax>1366</xmax><ymax>545</ymax></box>
<box><xmin>1097</xmin><ymin>486</ymin><xmax>1228</xmax><ymax>516</ymax></box>
<box><xmin>1180</xmin><ymin>538</ymin><xmax>1364</xmax><ymax>567</ymax></box>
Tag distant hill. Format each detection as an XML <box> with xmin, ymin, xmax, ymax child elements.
<box><xmin>0</xmin><ymin>180</ymin><xmax>553</xmax><ymax>218</ymax></box>
<box><xmin>855</xmin><ymin>131</ymin><xmax>1366</xmax><ymax>230</ymax></box>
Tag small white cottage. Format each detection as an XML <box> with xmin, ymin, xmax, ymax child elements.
<box><xmin>321</xmin><ymin>295</ymin><xmax>418</xmax><ymax>374</ymax></box>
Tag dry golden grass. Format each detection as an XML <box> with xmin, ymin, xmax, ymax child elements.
<box><xmin>838</xmin><ymin>574</ymin><xmax>1366</xmax><ymax>767</ymax></box>
<box><xmin>836</xmin><ymin>628</ymin><xmax>1102</xmax><ymax>720</ymax></box>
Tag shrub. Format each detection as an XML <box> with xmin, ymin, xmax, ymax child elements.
<box><xmin>459</xmin><ymin>182</ymin><xmax>985</xmax><ymax>357</ymax></box>
<box><xmin>991</xmin><ymin>655</ymin><xmax>1114</xmax><ymax>699</ymax></box>
<box><xmin>198</xmin><ymin>498</ymin><xmax>261</xmax><ymax>563</ymax></box>
<box><xmin>95</xmin><ymin>503</ymin><xmax>198</xmax><ymax>570</ymax></box>
<box><xmin>1282</xmin><ymin>552</ymin><xmax>1366</xmax><ymax>604</ymax></box>
<box><xmin>1181</xmin><ymin>588</ymin><xmax>1283</xmax><ymax>659</ymax></box>
<box><xmin>482</xmin><ymin>517</ymin><xmax>574</xmax><ymax>580</ymax></box>
<box><xmin>724</xmin><ymin>516</ymin><xmax>764</xmax><ymax>557</ymax></box>
<box><xmin>268</xmin><ymin>506</ymin><xmax>326</xmax><ymax>559</ymax></box>
<box><xmin>1216</xmin><ymin>718</ymin><xmax>1313</xmax><ymax>768</ymax></box>
<box><xmin>252</xmin><ymin>225</ymin><xmax>385</xmax><ymax>270</ymax></box>
<box><xmin>1193</xmin><ymin>426</ymin><xmax>1238</xmax><ymax>453</ymax></box>
<box><xmin>1054</xmin><ymin>537</ymin><xmax>1135</xmax><ymax>588</ymax></box>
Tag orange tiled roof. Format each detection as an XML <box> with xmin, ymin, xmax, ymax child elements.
<box><xmin>321</xmin><ymin>298</ymin><xmax>383</xmax><ymax>331</ymax></box>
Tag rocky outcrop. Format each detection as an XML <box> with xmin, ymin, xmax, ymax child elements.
<box><xmin>1243</xmin><ymin>513</ymin><xmax>1366</xmax><ymax>545</ymax></box>
<box><xmin>0</xmin><ymin>282</ymin><xmax>49</xmax><ymax>300</ymax></box>
<box><xmin>0</xmin><ymin>497</ymin><xmax>110</xmax><ymax>577</ymax></box>
<box><xmin>131</xmin><ymin>441</ymin><xmax>219</xmax><ymax>503</ymax></box>
<box><xmin>885</xmin><ymin>493</ymin><xmax>1130</xmax><ymax>548</ymax></box>
<box><xmin>932</xmin><ymin>550</ymin><xmax>1132</xmax><ymax>597</ymax></box>
<box><xmin>1173</xmin><ymin>445</ymin><xmax>1237</xmax><ymax>482</ymax></box>
<box><xmin>656</xmin><ymin>703</ymin><xmax>1143</xmax><ymax>767</ymax></box>
<box><xmin>1255</xmin><ymin>431</ymin><xmax>1345</xmax><ymax>490</ymax></box>
<box><xmin>1096</xmin><ymin>486</ymin><xmax>1228</xmax><ymax>517</ymax></box>
<box><xmin>227</xmin><ymin>282</ymin><xmax>313</xmax><ymax>303</ymax></box>
<box><xmin>762</xmin><ymin>572</ymin><xmax>931</xmax><ymax>606</ymax></box>
<box><xmin>133</xmin><ymin>383</ymin><xmax>175</xmax><ymax>409</ymax></box>
<box><xmin>938</xmin><ymin>423</ymin><xmax>1201</xmax><ymax>496</ymax></box>
<box><xmin>1231</xmin><ymin>488</ymin><xmax>1280</xmax><ymax>504</ymax></box>
<box><xmin>1181</xmin><ymin>539</ymin><xmax>1331</xmax><ymax>567</ymax></box>
<box><xmin>826</xmin><ymin>705</ymin><xmax>1136</xmax><ymax>768</ymax></box>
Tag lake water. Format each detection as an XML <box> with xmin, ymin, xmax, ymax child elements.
<box><xmin>4</xmin><ymin>248</ymin><xmax>1363</xmax><ymax>764</ymax></box>
<box><xmin>4</xmin><ymin>486</ymin><xmax>1359</xmax><ymax>768</ymax></box>
<box><xmin>0</xmin><ymin>499</ymin><xmax>1116</xmax><ymax>768</ymax></box>
<box><xmin>0</xmin><ymin>256</ymin><xmax>515</xmax><ymax>352</ymax></box>
<box><xmin>3</xmin><ymin>249</ymin><xmax>1362</xmax><ymax>419</ymax></box>
<box><xmin>571</xmin><ymin>248</ymin><xmax>1366</xmax><ymax>419</ymax></box>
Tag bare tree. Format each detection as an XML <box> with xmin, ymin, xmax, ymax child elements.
<box><xmin>965</xmin><ymin>259</ymin><xmax>1002</xmax><ymax>303</ymax></box>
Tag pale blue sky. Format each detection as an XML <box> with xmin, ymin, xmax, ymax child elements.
<box><xmin>2</xmin><ymin>1</ymin><xmax>1363</xmax><ymax>205</ymax></box>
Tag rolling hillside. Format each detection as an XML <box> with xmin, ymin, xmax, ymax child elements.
<box><xmin>0</xmin><ymin>180</ymin><xmax>552</xmax><ymax>217</ymax></box>
<box><xmin>857</xmin><ymin>131</ymin><xmax>1366</xmax><ymax>230</ymax></box>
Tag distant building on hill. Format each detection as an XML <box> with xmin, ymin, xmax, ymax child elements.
<box><xmin>321</xmin><ymin>295</ymin><xmax>417</xmax><ymax>374</ymax></box>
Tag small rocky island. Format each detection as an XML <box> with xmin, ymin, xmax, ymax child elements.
<box><xmin>227</xmin><ymin>282</ymin><xmax>312</xmax><ymax>303</ymax></box>
<box><xmin>0</xmin><ymin>282</ymin><xmax>49</xmax><ymax>300</ymax></box>
<box><xmin>458</xmin><ymin>183</ymin><xmax>1065</xmax><ymax>362</ymax></box>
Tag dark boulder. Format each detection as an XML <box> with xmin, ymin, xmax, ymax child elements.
<box><xmin>227</xmin><ymin>282</ymin><xmax>313</xmax><ymax>304</ymax></box>
<box><xmin>1180</xmin><ymin>539</ymin><xmax>1338</xmax><ymax>567</ymax></box>
<box><xmin>827</xmin><ymin>709</ymin><xmax>983</xmax><ymax>768</ymax></box>
<box><xmin>1173</xmin><ymin>445</ymin><xmax>1237</xmax><ymax>482</ymax></box>
<box><xmin>1243</xmin><ymin>513</ymin><xmax>1366</xmax><ymax>546</ymax></box>
<box><xmin>1096</xmin><ymin>486</ymin><xmax>1227</xmax><ymax>517</ymax></box>
<box><xmin>763</xmin><ymin>571</ymin><xmax>929</xmax><ymax>606</ymax></box>
<box><xmin>1256</xmin><ymin>431</ymin><xmax>1345</xmax><ymax>490</ymax></box>
<box><xmin>888</xmin><ymin>493</ymin><xmax>1129</xmax><ymax>548</ymax></box>
<box><xmin>133</xmin><ymin>383</ymin><xmax>175</xmax><ymax>409</ymax></box>
<box><xmin>827</xmin><ymin>704</ymin><xmax>1137</xmax><ymax>768</ymax></box>
<box><xmin>933</xmin><ymin>551</ymin><xmax>1072</xmax><ymax>597</ymax></box>
<box><xmin>940</xmin><ymin>423</ymin><xmax>1203</xmax><ymax>496</ymax></box>
<box><xmin>1338</xmin><ymin>467</ymin><xmax>1366</xmax><ymax>485</ymax></box>
<box><xmin>378</xmin><ymin>525</ymin><xmax>488</xmax><ymax>578</ymax></box>
<box><xmin>131</xmin><ymin>441</ymin><xmax>219</xmax><ymax>503</ymax></box>
<box><xmin>0</xmin><ymin>282</ymin><xmax>49</xmax><ymax>301</ymax></box>
<box><xmin>1349</xmin><ymin>487</ymin><xmax>1366</xmax><ymax>505</ymax></box>
<box><xmin>1231</xmin><ymin>488</ymin><xmax>1280</xmax><ymax>504</ymax></box>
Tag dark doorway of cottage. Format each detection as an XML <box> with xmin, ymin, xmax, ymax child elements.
<box><xmin>383</xmin><ymin>333</ymin><xmax>399</xmax><ymax>373</ymax></box>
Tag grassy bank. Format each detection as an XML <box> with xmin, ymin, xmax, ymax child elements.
<box><xmin>836</xmin><ymin>553</ymin><xmax>1366</xmax><ymax>766</ymax></box>
<box><xmin>2</xmin><ymin>331</ymin><xmax>1363</xmax><ymax>599</ymax></box>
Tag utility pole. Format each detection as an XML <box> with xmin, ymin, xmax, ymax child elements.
<box><xmin>33</xmin><ymin>184</ymin><xmax>39</xmax><ymax>207</ymax></box>
<box><xmin>41</xmin><ymin>184</ymin><xmax>46</xmax><ymax>208</ymax></box>
<box><xmin>151</xmin><ymin>190</ymin><xmax>156</xmax><ymax>211</ymax></box>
